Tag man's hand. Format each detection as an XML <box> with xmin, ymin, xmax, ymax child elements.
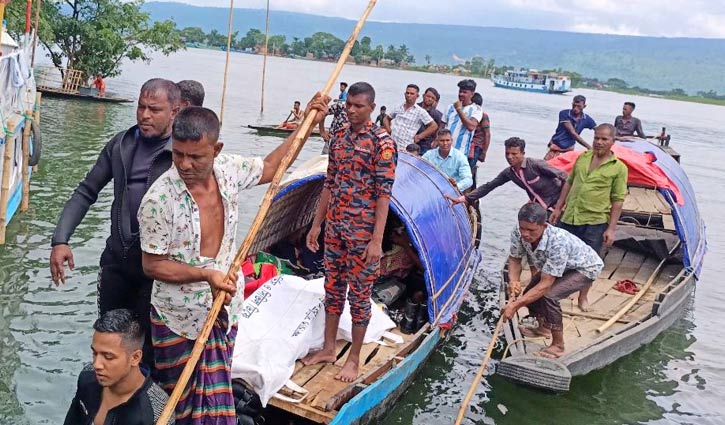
<box><xmin>445</xmin><ymin>194</ymin><xmax>467</xmax><ymax>205</ymax></box>
<box><xmin>502</xmin><ymin>300</ymin><xmax>518</xmax><ymax>322</ymax></box>
<box><xmin>306</xmin><ymin>93</ymin><xmax>331</xmax><ymax>126</ymax></box>
<box><xmin>448</xmin><ymin>177</ymin><xmax>458</xmax><ymax>187</ymax></box>
<box><xmin>508</xmin><ymin>280</ymin><xmax>522</xmax><ymax>298</ymax></box>
<box><xmin>413</xmin><ymin>134</ymin><xmax>422</xmax><ymax>143</ymax></box>
<box><xmin>603</xmin><ymin>227</ymin><xmax>616</xmax><ymax>248</ymax></box>
<box><xmin>548</xmin><ymin>208</ymin><xmax>562</xmax><ymax>225</ymax></box>
<box><xmin>478</xmin><ymin>150</ymin><xmax>487</xmax><ymax>162</ymax></box>
<box><xmin>206</xmin><ymin>270</ymin><xmax>237</xmax><ymax>305</ymax></box>
<box><xmin>362</xmin><ymin>239</ymin><xmax>383</xmax><ymax>266</ymax></box>
<box><xmin>321</xmin><ymin>130</ymin><xmax>331</xmax><ymax>142</ymax></box>
<box><xmin>306</xmin><ymin>225</ymin><xmax>322</xmax><ymax>252</ymax></box>
<box><xmin>453</xmin><ymin>100</ymin><xmax>462</xmax><ymax>111</ymax></box>
<box><xmin>50</xmin><ymin>244</ymin><xmax>75</xmax><ymax>286</ymax></box>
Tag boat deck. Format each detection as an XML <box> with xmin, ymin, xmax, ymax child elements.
<box><xmin>268</xmin><ymin>326</ymin><xmax>428</xmax><ymax>423</ymax></box>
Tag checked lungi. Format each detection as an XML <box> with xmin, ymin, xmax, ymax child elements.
<box><xmin>151</xmin><ymin>307</ymin><xmax>238</xmax><ymax>424</ymax></box>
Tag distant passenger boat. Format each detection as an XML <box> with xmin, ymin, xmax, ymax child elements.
<box><xmin>492</xmin><ymin>69</ymin><xmax>572</xmax><ymax>94</ymax></box>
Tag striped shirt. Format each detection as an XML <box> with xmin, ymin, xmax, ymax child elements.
<box><xmin>442</xmin><ymin>103</ymin><xmax>483</xmax><ymax>155</ymax></box>
<box><xmin>390</xmin><ymin>103</ymin><xmax>434</xmax><ymax>149</ymax></box>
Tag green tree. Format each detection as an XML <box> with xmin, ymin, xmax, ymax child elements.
<box><xmin>268</xmin><ymin>35</ymin><xmax>287</xmax><ymax>55</ymax></box>
<box><xmin>290</xmin><ymin>37</ymin><xmax>307</xmax><ymax>56</ymax></box>
<box><xmin>180</xmin><ymin>27</ymin><xmax>206</xmax><ymax>44</ymax></box>
<box><xmin>239</xmin><ymin>28</ymin><xmax>266</xmax><ymax>50</ymax></box>
<box><xmin>6</xmin><ymin>0</ymin><xmax>182</xmax><ymax>81</ymax></box>
<box><xmin>373</xmin><ymin>44</ymin><xmax>384</xmax><ymax>63</ymax></box>
<box><xmin>606</xmin><ymin>78</ymin><xmax>628</xmax><ymax>89</ymax></box>
<box><xmin>470</xmin><ymin>56</ymin><xmax>485</xmax><ymax>75</ymax></box>
<box><xmin>360</xmin><ymin>36</ymin><xmax>372</xmax><ymax>56</ymax></box>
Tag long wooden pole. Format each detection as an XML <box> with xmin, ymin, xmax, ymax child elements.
<box><xmin>454</xmin><ymin>316</ymin><xmax>505</xmax><ymax>425</ymax></box>
<box><xmin>259</xmin><ymin>0</ymin><xmax>270</xmax><ymax>114</ymax></box>
<box><xmin>218</xmin><ymin>0</ymin><xmax>234</xmax><ymax>127</ymax></box>
<box><xmin>20</xmin><ymin>111</ymin><xmax>31</xmax><ymax>211</ymax></box>
<box><xmin>155</xmin><ymin>1</ymin><xmax>378</xmax><ymax>423</ymax></box>
<box><xmin>31</xmin><ymin>0</ymin><xmax>40</xmax><ymax>66</ymax></box>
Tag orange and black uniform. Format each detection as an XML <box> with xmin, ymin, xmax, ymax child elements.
<box><xmin>324</xmin><ymin>121</ymin><xmax>396</xmax><ymax>326</ymax></box>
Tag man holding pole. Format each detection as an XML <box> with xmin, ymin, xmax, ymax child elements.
<box><xmin>303</xmin><ymin>82</ymin><xmax>397</xmax><ymax>382</ymax></box>
<box><xmin>139</xmin><ymin>97</ymin><xmax>329</xmax><ymax>423</ymax></box>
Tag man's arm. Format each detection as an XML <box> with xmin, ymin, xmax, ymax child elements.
<box><xmin>306</xmin><ymin>187</ymin><xmax>330</xmax><ymax>252</ymax></box>
<box><xmin>635</xmin><ymin>118</ymin><xmax>646</xmax><ymax>138</ymax></box>
<box><xmin>480</xmin><ymin>126</ymin><xmax>491</xmax><ymax>161</ymax></box>
<box><xmin>365</xmin><ymin>137</ymin><xmax>397</xmax><ymax>264</ymax></box>
<box><xmin>505</xmin><ymin>273</ymin><xmax>557</xmax><ymax>319</ymax></box>
<box><xmin>532</xmin><ymin>159</ymin><xmax>568</xmax><ymax>182</ymax></box>
<box><xmin>260</xmin><ymin>94</ymin><xmax>330</xmax><ymax>184</ymax></box>
<box><xmin>456</xmin><ymin>155</ymin><xmax>473</xmax><ymax>192</ymax></box>
<box><xmin>382</xmin><ymin>114</ymin><xmax>392</xmax><ymax>134</ymax></box>
<box><xmin>454</xmin><ymin>102</ymin><xmax>479</xmax><ymax>131</ymax></box>
<box><xmin>563</xmin><ymin>121</ymin><xmax>591</xmax><ymax>149</ymax></box>
<box><xmin>549</xmin><ymin>180</ymin><xmax>572</xmax><ymax>224</ymax></box>
<box><xmin>462</xmin><ymin>169</ymin><xmax>511</xmax><ymax>203</ymax></box>
<box><xmin>603</xmin><ymin>165</ymin><xmax>628</xmax><ymax>246</ymax></box>
<box><xmin>414</xmin><ymin>120</ymin><xmax>438</xmax><ymax>143</ymax></box>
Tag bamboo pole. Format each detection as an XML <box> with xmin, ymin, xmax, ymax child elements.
<box><xmin>32</xmin><ymin>93</ymin><xmax>40</xmax><ymax>172</ymax></box>
<box><xmin>454</xmin><ymin>316</ymin><xmax>505</xmax><ymax>425</ymax></box>
<box><xmin>20</xmin><ymin>112</ymin><xmax>31</xmax><ymax>211</ymax></box>
<box><xmin>259</xmin><ymin>0</ymin><xmax>270</xmax><ymax>114</ymax></box>
<box><xmin>31</xmin><ymin>0</ymin><xmax>41</xmax><ymax>66</ymax></box>
<box><xmin>155</xmin><ymin>1</ymin><xmax>378</xmax><ymax>423</ymax></box>
<box><xmin>218</xmin><ymin>0</ymin><xmax>234</xmax><ymax>126</ymax></box>
<box><xmin>0</xmin><ymin>122</ymin><xmax>17</xmax><ymax>244</ymax></box>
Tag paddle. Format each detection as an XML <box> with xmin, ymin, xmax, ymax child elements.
<box><xmin>454</xmin><ymin>315</ymin><xmax>505</xmax><ymax>425</ymax></box>
<box><xmin>155</xmin><ymin>1</ymin><xmax>378</xmax><ymax>423</ymax></box>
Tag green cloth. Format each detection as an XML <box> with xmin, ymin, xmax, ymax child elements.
<box><xmin>562</xmin><ymin>150</ymin><xmax>628</xmax><ymax>226</ymax></box>
<box><xmin>254</xmin><ymin>251</ymin><xmax>293</xmax><ymax>275</ymax></box>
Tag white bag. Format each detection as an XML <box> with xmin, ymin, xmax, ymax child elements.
<box><xmin>336</xmin><ymin>298</ymin><xmax>398</xmax><ymax>344</ymax></box>
<box><xmin>231</xmin><ymin>275</ymin><xmax>326</xmax><ymax>406</ymax></box>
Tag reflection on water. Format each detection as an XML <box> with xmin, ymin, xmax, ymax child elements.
<box><xmin>0</xmin><ymin>49</ymin><xmax>723</xmax><ymax>424</ymax></box>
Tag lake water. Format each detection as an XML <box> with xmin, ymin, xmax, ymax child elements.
<box><xmin>0</xmin><ymin>48</ymin><xmax>723</xmax><ymax>424</ymax></box>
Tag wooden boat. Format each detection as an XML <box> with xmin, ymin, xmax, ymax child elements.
<box><xmin>497</xmin><ymin>139</ymin><xmax>706</xmax><ymax>392</ymax></box>
<box><xmin>247</xmin><ymin>124</ymin><xmax>321</xmax><ymax>137</ymax></box>
<box><xmin>37</xmin><ymin>85</ymin><xmax>133</xmax><ymax>103</ymax></box>
<box><xmin>0</xmin><ymin>31</ymin><xmax>42</xmax><ymax>244</ymax></box>
<box><xmin>492</xmin><ymin>69</ymin><xmax>571</xmax><ymax>94</ymax></box>
<box><xmin>241</xmin><ymin>153</ymin><xmax>480</xmax><ymax>423</ymax></box>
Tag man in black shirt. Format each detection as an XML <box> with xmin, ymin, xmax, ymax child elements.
<box><xmin>416</xmin><ymin>87</ymin><xmax>443</xmax><ymax>154</ymax></box>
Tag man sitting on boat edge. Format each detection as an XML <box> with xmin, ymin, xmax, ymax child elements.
<box><xmin>503</xmin><ymin>203</ymin><xmax>604</xmax><ymax>358</ymax></box>
<box><xmin>138</xmin><ymin>97</ymin><xmax>329</xmax><ymax>424</ymax></box>
<box><xmin>614</xmin><ymin>101</ymin><xmax>646</xmax><ymax>138</ymax></box>
<box><xmin>64</xmin><ymin>309</ymin><xmax>172</xmax><ymax>425</ymax></box>
<box><xmin>545</xmin><ymin>95</ymin><xmax>596</xmax><ymax>160</ymax></box>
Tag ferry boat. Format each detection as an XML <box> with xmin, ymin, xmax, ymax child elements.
<box><xmin>492</xmin><ymin>69</ymin><xmax>571</xmax><ymax>94</ymax></box>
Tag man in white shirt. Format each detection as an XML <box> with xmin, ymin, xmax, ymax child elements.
<box><xmin>441</xmin><ymin>79</ymin><xmax>483</xmax><ymax>172</ymax></box>
<box><xmin>138</xmin><ymin>96</ymin><xmax>328</xmax><ymax>423</ymax></box>
<box><xmin>383</xmin><ymin>84</ymin><xmax>438</xmax><ymax>150</ymax></box>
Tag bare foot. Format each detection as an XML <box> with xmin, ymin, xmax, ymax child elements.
<box><xmin>518</xmin><ymin>325</ymin><xmax>551</xmax><ymax>338</ymax></box>
<box><xmin>301</xmin><ymin>348</ymin><xmax>336</xmax><ymax>366</ymax></box>
<box><xmin>533</xmin><ymin>344</ymin><xmax>565</xmax><ymax>359</ymax></box>
<box><xmin>335</xmin><ymin>358</ymin><xmax>360</xmax><ymax>383</ymax></box>
<box><xmin>578</xmin><ymin>295</ymin><xmax>590</xmax><ymax>312</ymax></box>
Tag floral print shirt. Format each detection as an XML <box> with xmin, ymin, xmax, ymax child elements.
<box><xmin>139</xmin><ymin>153</ymin><xmax>264</xmax><ymax>339</ymax></box>
<box><xmin>510</xmin><ymin>224</ymin><xmax>604</xmax><ymax>280</ymax></box>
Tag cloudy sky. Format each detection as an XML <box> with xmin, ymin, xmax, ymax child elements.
<box><xmin>157</xmin><ymin>0</ymin><xmax>725</xmax><ymax>38</ymax></box>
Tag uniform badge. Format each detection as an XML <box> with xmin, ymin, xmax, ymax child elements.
<box><xmin>381</xmin><ymin>149</ymin><xmax>394</xmax><ymax>160</ymax></box>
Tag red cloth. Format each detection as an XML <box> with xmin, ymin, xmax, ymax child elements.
<box><xmin>242</xmin><ymin>260</ymin><xmax>279</xmax><ymax>298</ymax></box>
<box><xmin>547</xmin><ymin>144</ymin><xmax>684</xmax><ymax>205</ymax></box>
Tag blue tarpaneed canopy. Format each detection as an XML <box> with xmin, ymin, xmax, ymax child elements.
<box><xmin>622</xmin><ymin>140</ymin><xmax>706</xmax><ymax>277</ymax></box>
<box><xmin>274</xmin><ymin>153</ymin><xmax>480</xmax><ymax>327</ymax></box>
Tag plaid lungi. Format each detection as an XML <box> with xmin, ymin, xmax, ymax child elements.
<box><xmin>151</xmin><ymin>307</ymin><xmax>238</xmax><ymax>424</ymax></box>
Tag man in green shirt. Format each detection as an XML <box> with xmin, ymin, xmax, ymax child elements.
<box><xmin>549</xmin><ymin>123</ymin><xmax>628</xmax><ymax>310</ymax></box>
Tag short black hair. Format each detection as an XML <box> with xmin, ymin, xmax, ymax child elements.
<box><xmin>405</xmin><ymin>143</ymin><xmax>420</xmax><ymax>153</ymax></box>
<box><xmin>172</xmin><ymin>106</ymin><xmax>220</xmax><ymax>144</ymax></box>
<box><xmin>176</xmin><ymin>80</ymin><xmax>205</xmax><ymax>107</ymax></box>
<box><xmin>458</xmin><ymin>79</ymin><xmax>476</xmax><ymax>91</ymax></box>
<box><xmin>141</xmin><ymin>78</ymin><xmax>181</xmax><ymax>106</ymax></box>
<box><xmin>348</xmin><ymin>82</ymin><xmax>375</xmax><ymax>104</ymax></box>
<box><xmin>93</xmin><ymin>309</ymin><xmax>144</xmax><ymax>352</ymax></box>
<box><xmin>573</xmin><ymin>94</ymin><xmax>587</xmax><ymax>104</ymax></box>
<box><xmin>424</xmin><ymin>87</ymin><xmax>440</xmax><ymax>102</ymax></box>
<box><xmin>518</xmin><ymin>203</ymin><xmax>547</xmax><ymax>225</ymax></box>
<box><xmin>380</xmin><ymin>106</ymin><xmax>387</xmax><ymax>111</ymax></box>
<box><xmin>406</xmin><ymin>84</ymin><xmax>420</xmax><ymax>93</ymax></box>
<box><xmin>504</xmin><ymin>137</ymin><xmax>526</xmax><ymax>151</ymax></box>
<box><xmin>340</xmin><ymin>82</ymin><xmax>348</xmax><ymax>89</ymax></box>
<box><xmin>472</xmin><ymin>92</ymin><xmax>483</xmax><ymax>106</ymax></box>
<box><xmin>294</xmin><ymin>100</ymin><xmax>301</xmax><ymax>105</ymax></box>
<box><xmin>437</xmin><ymin>128</ymin><xmax>452</xmax><ymax>138</ymax></box>
<box><xmin>624</xmin><ymin>101</ymin><xmax>636</xmax><ymax>109</ymax></box>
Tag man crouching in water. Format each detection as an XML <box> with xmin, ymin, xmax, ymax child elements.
<box><xmin>303</xmin><ymin>82</ymin><xmax>397</xmax><ymax>382</ymax></box>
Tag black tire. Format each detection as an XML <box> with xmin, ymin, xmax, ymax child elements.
<box><xmin>28</xmin><ymin>119</ymin><xmax>41</xmax><ymax>167</ymax></box>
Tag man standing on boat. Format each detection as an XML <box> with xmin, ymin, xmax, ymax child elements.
<box><xmin>383</xmin><ymin>84</ymin><xmax>438</xmax><ymax>151</ymax></box>
<box><xmin>303</xmin><ymin>82</ymin><xmax>397</xmax><ymax>383</ymax></box>
<box><xmin>503</xmin><ymin>203</ymin><xmax>604</xmax><ymax>358</ymax></box>
<box><xmin>614</xmin><ymin>102</ymin><xmax>646</xmax><ymax>138</ymax></box>
<box><xmin>50</xmin><ymin>79</ymin><xmax>181</xmax><ymax>369</ymax></box>
<box><xmin>545</xmin><ymin>95</ymin><xmax>596</xmax><ymax>160</ymax></box>
<box><xmin>423</xmin><ymin>129</ymin><xmax>473</xmax><ymax>192</ymax></box>
<box><xmin>441</xmin><ymin>79</ymin><xmax>483</xmax><ymax>174</ymax></box>
<box><xmin>549</xmin><ymin>123</ymin><xmax>628</xmax><ymax>310</ymax></box>
<box><xmin>416</xmin><ymin>87</ymin><xmax>443</xmax><ymax>154</ymax></box>
<box><xmin>448</xmin><ymin>137</ymin><xmax>566</xmax><ymax>209</ymax></box>
<box><xmin>138</xmin><ymin>98</ymin><xmax>329</xmax><ymax>424</ymax></box>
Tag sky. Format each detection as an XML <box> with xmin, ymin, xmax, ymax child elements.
<box><xmin>154</xmin><ymin>0</ymin><xmax>725</xmax><ymax>39</ymax></box>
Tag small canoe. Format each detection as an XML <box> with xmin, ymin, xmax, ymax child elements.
<box><xmin>246</xmin><ymin>124</ymin><xmax>321</xmax><ymax>137</ymax></box>
<box><xmin>239</xmin><ymin>153</ymin><xmax>480</xmax><ymax>423</ymax></box>
<box><xmin>37</xmin><ymin>86</ymin><xmax>133</xmax><ymax>103</ymax></box>
<box><xmin>497</xmin><ymin>139</ymin><xmax>706</xmax><ymax>392</ymax></box>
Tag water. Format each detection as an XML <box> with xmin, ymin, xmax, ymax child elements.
<box><xmin>1</xmin><ymin>48</ymin><xmax>723</xmax><ymax>424</ymax></box>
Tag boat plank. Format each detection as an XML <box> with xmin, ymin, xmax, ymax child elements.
<box><xmin>305</xmin><ymin>365</ymin><xmax>350</xmax><ymax>411</ymax></box>
<box><xmin>632</xmin><ymin>257</ymin><xmax>661</xmax><ymax>284</ymax></box>
<box><xmin>268</xmin><ymin>397</ymin><xmax>336</xmax><ymax>424</ymax></box>
<box><xmin>610</xmin><ymin>252</ymin><xmax>646</xmax><ymax>282</ymax></box>
<box><xmin>601</xmin><ymin>248</ymin><xmax>626</xmax><ymax>279</ymax></box>
<box><xmin>590</xmin><ymin>292</ymin><xmax>632</xmax><ymax>316</ymax></box>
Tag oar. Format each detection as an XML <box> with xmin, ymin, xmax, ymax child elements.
<box><xmin>454</xmin><ymin>315</ymin><xmax>505</xmax><ymax>425</ymax></box>
<box><xmin>155</xmin><ymin>1</ymin><xmax>378</xmax><ymax>423</ymax></box>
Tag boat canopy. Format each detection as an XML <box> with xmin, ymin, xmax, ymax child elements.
<box><xmin>271</xmin><ymin>153</ymin><xmax>479</xmax><ymax>327</ymax></box>
<box><xmin>549</xmin><ymin>140</ymin><xmax>705</xmax><ymax>277</ymax></box>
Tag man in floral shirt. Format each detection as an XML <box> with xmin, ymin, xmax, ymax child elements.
<box><xmin>138</xmin><ymin>96</ymin><xmax>328</xmax><ymax>424</ymax></box>
<box><xmin>502</xmin><ymin>203</ymin><xmax>603</xmax><ymax>359</ymax></box>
